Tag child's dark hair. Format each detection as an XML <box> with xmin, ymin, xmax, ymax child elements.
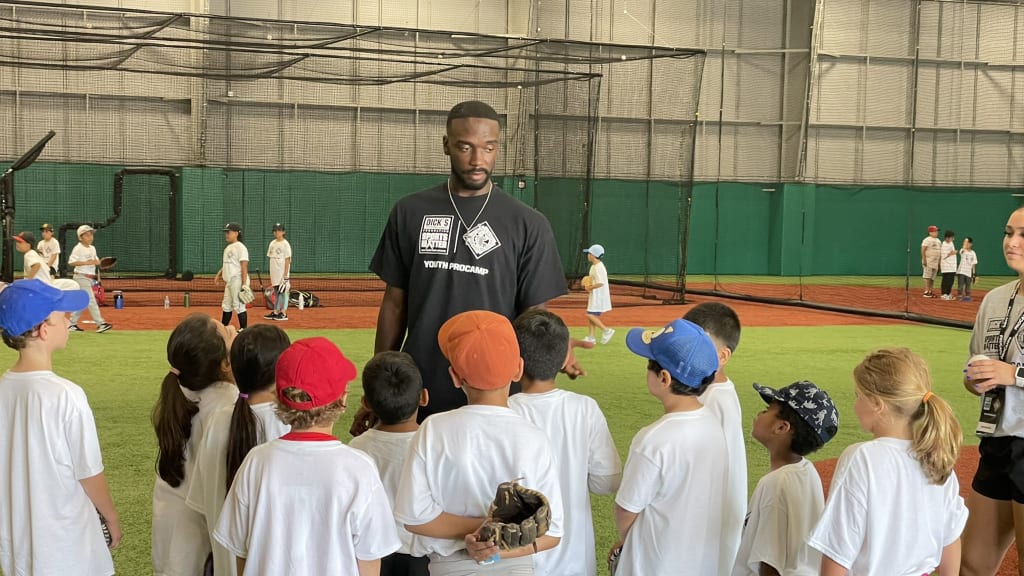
<box><xmin>362</xmin><ymin>351</ymin><xmax>423</xmax><ymax>425</ymax></box>
<box><xmin>775</xmin><ymin>402</ymin><xmax>826</xmax><ymax>456</ymax></box>
<box><xmin>225</xmin><ymin>325</ymin><xmax>291</xmax><ymax>492</ymax></box>
<box><xmin>965</xmin><ymin>236</ymin><xmax>973</xmax><ymax>243</ymax></box>
<box><xmin>152</xmin><ymin>313</ymin><xmax>230</xmax><ymax>488</ymax></box>
<box><xmin>647</xmin><ymin>359</ymin><xmax>714</xmax><ymax>396</ymax></box>
<box><xmin>514</xmin><ymin>309</ymin><xmax>570</xmax><ymax>381</ymax></box>
<box><xmin>944</xmin><ymin>229</ymin><xmax>955</xmax><ymax>239</ymax></box>
<box><xmin>683</xmin><ymin>302</ymin><xmax>741</xmax><ymax>352</ymax></box>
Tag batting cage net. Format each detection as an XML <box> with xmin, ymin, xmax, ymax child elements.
<box><xmin>0</xmin><ymin>1</ymin><xmax>705</xmax><ymax>307</ymax></box>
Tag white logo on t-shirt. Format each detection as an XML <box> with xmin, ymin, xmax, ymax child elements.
<box><xmin>463</xmin><ymin>221</ymin><xmax>501</xmax><ymax>259</ymax></box>
<box><xmin>419</xmin><ymin>215</ymin><xmax>454</xmax><ymax>255</ymax></box>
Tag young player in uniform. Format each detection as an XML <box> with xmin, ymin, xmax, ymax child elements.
<box><xmin>957</xmin><ymin>236</ymin><xmax>978</xmax><ymax>302</ymax></box>
<box><xmin>732</xmin><ymin>381</ymin><xmax>838</xmax><ymax>576</ymax></box>
<box><xmin>186</xmin><ymin>325</ymin><xmax>291</xmax><ymax>576</ymax></box>
<box><xmin>67</xmin><ymin>225</ymin><xmax>112</xmax><ymax>333</ymax></box>
<box><xmin>582</xmin><ymin>244</ymin><xmax>614</xmax><ymax>344</ymax></box>
<box><xmin>613</xmin><ymin>318</ymin><xmax>726</xmax><ymax>575</ymax></box>
<box><xmin>921</xmin><ymin>225</ymin><xmax>941</xmax><ymax>298</ymax></box>
<box><xmin>37</xmin><ymin>223</ymin><xmax>60</xmax><ymax>277</ymax></box>
<box><xmin>508</xmin><ymin>309</ymin><xmax>621</xmax><ymax>576</ymax></box>
<box><xmin>264</xmin><ymin>223</ymin><xmax>292</xmax><ymax>321</ymax></box>
<box><xmin>152</xmin><ymin>314</ymin><xmax>239</xmax><ymax>576</ymax></box>
<box><xmin>808</xmin><ymin>348</ymin><xmax>967</xmax><ymax>575</ymax></box>
<box><xmin>217</xmin><ymin>223</ymin><xmax>251</xmax><ymax>330</ymax></box>
<box><xmin>0</xmin><ymin>280</ymin><xmax>122</xmax><ymax>576</ymax></box>
<box><xmin>13</xmin><ymin>231</ymin><xmax>51</xmax><ymax>284</ymax></box>
<box><xmin>349</xmin><ymin>351</ymin><xmax>430</xmax><ymax>576</ymax></box>
<box><xmin>683</xmin><ymin>302</ymin><xmax>746</xmax><ymax>572</ymax></box>
<box><xmin>395</xmin><ymin>310</ymin><xmax>564</xmax><ymax>574</ymax></box>
<box><xmin>214</xmin><ymin>337</ymin><xmax>401</xmax><ymax>574</ymax></box>
<box><xmin>940</xmin><ymin>230</ymin><xmax>958</xmax><ymax>300</ymax></box>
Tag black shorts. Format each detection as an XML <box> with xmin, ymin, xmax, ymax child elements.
<box><xmin>973</xmin><ymin>435</ymin><xmax>1024</xmax><ymax>503</ymax></box>
<box><xmin>381</xmin><ymin>552</ymin><xmax>429</xmax><ymax>576</ymax></box>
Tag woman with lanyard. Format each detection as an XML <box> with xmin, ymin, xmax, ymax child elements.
<box><xmin>962</xmin><ymin>206</ymin><xmax>1024</xmax><ymax>574</ymax></box>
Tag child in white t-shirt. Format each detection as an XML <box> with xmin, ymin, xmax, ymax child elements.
<box><xmin>957</xmin><ymin>237</ymin><xmax>978</xmax><ymax>302</ymax></box>
<box><xmin>217</xmin><ymin>222</ymin><xmax>250</xmax><ymax>330</ymax></box>
<box><xmin>808</xmin><ymin>348</ymin><xmax>967</xmax><ymax>575</ymax></box>
<box><xmin>152</xmin><ymin>313</ymin><xmax>239</xmax><ymax>576</ymax></box>
<box><xmin>613</xmin><ymin>318</ymin><xmax>726</xmax><ymax>575</ymax></box>
<box><xmin>939</xmin><ymin>230</ymin><xmax>958</xmax><ymax>300</ymax></box>
<box><xmin>732</xmin><ymin>381</ymin><xmax>839</xmax><ymax>576</ymax></box>
<box><xmin>214</xmin><ymin>337</ymin><xmax>401</xmax><ymax>574</ymax></box>
<box><xmin>0</xmin><ymin>280</ymin><xmax>121</xmax><ymax>576</ymax></box>
<box><xmin>349</xmin><ymin>351</ymin><xmax>430</xmax><ymax>576</ymax></box>
<box><xmin>186</xmin><ymin>324</ymin><xmax>291</xmax><ymax>576</ymax></box>
<box><xmin>67</xmin><ymin>225</ymin><xmax>111</xmax><ymax>333</ymax></box>
<box><xmin>37</xmin><ymin>223</ymin><xmax>60</xmax><ymax>277</ymax></box>
<box><xmin>684</xmin><ymin>301</ymin><xmax>746</xmax><ymax>571</ymax></box>
<box><xmin>14</xmin><ymin>231</ymin><xmax>51</xmax><ymax>284</ymax></box>
<box><xmin>264</xmin><ymin>223</ymin><xmax>292</xmax><ymax>321</ymax></box>
<box><xmin>582</xmin><ymin>244</ymin><xmax>615</xmax><ymax>344</ymax></box>
<box><xmin>508</xmin><ymin>309</ymin><xmax>622</xmax><ymax>576</ymax></box>
<box><xmin>395</xmin><ymin>310</ymin><xmax>564</xmax><ymax>574</ymax></box>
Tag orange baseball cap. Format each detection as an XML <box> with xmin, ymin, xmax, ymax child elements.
<box><xmin>438</xmin><ymin>310</ymin><xmax>522</xmax><ymax>390</ymax></box>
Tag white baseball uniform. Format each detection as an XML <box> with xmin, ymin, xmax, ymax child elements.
<box><xmin>36</xmin><ymin>237</ymin><xmax>60</xmax><ymax>268</ymax></box>
<box><xmin>221</xmin><ymin>242</ymin><xmax>249</xmax><ymax>314</ymax></box>
<box><xmin>22</xmin><ymin>249</ymin><xmax>52</xmax><ymax>284</ymax></box>
<box><xmin>699</xmin><ymin>379</ymin><xmax>747</xmax><ymax>572</ymax></box>
<box><xmin>68</xmin><ymin>243</ymin><xmax>105</xmax><ymax>326</ymax></box>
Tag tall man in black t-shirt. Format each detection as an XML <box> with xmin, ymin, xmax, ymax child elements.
<box><xmin>365</xmin><ymin>100</ymin><xmax>583</xmax><ymax>424</ymax></box>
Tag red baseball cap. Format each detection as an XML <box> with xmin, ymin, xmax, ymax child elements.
<box><xmin>275</xmin><ymin>337</ymin><xmax>356</xmax><ymax>410</ymax></box>
<box><xmin>438</xmin><ymin>310</ymin><xmax>522</xmax><ymax>391</ymax></box>
<box><xmin>928</xmin><ymin>225</ymin><xmax>939</xmax><ymax>232</ymax></box>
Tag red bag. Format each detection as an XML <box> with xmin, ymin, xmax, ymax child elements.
<box><xmin>92</xmin><ymin>281</ymin><xmax>106</xmax><ymax>306</ymax></box>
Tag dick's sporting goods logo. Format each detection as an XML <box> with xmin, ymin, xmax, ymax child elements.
<box><xmin>419</xmin><ymin>215</ymin><xmax>454</xmax><ymax>255</ymax></box>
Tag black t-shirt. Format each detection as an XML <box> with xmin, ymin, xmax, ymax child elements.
<box><xmin>370</xmin><ymin>182</ymin><xmax>567</xmax><ymax>418</ymax></box>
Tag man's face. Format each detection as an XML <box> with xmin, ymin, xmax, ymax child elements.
<box><xmin>443</xmin><ymin>117</ymin><xmax>500</xmax><ymax>191</ymax></box>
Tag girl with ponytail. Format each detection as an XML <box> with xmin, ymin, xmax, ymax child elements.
<box><xmin>185</xmin><ymin>324</ymin><xmax>291</xmax><ymax>576</ymax></box>
<box><xmin>152</xmin><ymin>313</ymin><xmax>238</xmax><ymax>576</ymax></box>
<box><xmin>808</xmin><ymin>348</ymin><xmax>967</xmax><ymax>576</ymax></box>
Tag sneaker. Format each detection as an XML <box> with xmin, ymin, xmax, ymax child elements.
<box><xmin>263</xmin><ymin>312</ymin><xmax>278</xmax><ymax>320</ymax></box>
<box><xmin>69</xmin><ymin>324</ymin><xmax>84</xmax><ymax>332</ymax></box>
<box><xmin>274</xmin><ymin>314</ymin><xmax>288</xmax><ymax>322</ymax></box>
<box><xmin>97</xmin><ymin>323</ymin><xmax>113</xmax><ymax>333</ymax></box>
<box><xmin>923</xmin><ymin>292</ymin><xmax>935</xmax><ymax>298</ymax></box>
<box><xmin>582</xmin><ymin>336</ymin><xmax>597</xmax><ymax>344</ymax></box>
<box><xmin>600</xmin><ymin>328</ymin><xmax>616</xmax><ymax>344</ymax></box>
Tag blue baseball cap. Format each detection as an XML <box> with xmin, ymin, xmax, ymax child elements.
<box><xmin>753</xmin><ymin>380</ymin><xmax>840</xmax><ymax>443</ymax></box>
<box><xmin>583</xmin><ymin>244</ymin><xmax>605</xmax><ymax>258</ymax></box>
<box><xmin>626</xmin><ymin>318</ymin><xmax>719</xmax><ymax>388</ymax></box>
<box><xmin>0</xmin><ymin>279</ymin><xmax>88</xmax><ymax>336</ymax></box>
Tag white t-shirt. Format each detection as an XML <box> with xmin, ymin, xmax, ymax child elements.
<box><xmin>348</xmin><ymin>428</ymin><xmax>422</xmax><ymax>557</ymax></box>
<box><xmin>732</xmin><ymin>458</ymin><xmax>824</xmax><ymax>576</ymax></box>
<box><xmin>921</xmin><ymin>236</ymin><xmax>941</xmax><ymax>266</ymax></box>
<box><xmin>213</xmin><ymin>438</ymin><xmax>401</xmax><ymax>574</ymax></box>
<box><xmin>0</xmin><ymin>370</ymin><xmax>113</xmax><ymax>576</ymax></box>
<box><xmin>266</xmin><ymin>239</ymin><xmax>292</xmax><ymax>285</ymax></box>
<box><xmin>807</xmin><ymin>438</ymin><xmax>968</xmax><ymax>575</ymax></box>
<box><xmin>940</xmin><ymin>240</ymin><xmax>958</xmax><ymax>273</ymax></box>
<box><xmin>69</xmin><ymin>243</ymin><xmax>98</xmax><ymax>276</ymax></box>
<box><xmin>508</xmin><ymin>389</ymin><xmax>622</xmax><ymax>576</ymax></box>
<box><xmin>23</xmin><ymin>249</ymin><xmax>52</xmax><ymax>284</ymax></box>
<box><xmin>699</xmin><ymin>379</ymin><xmax>747</xmax><ymax>572</ymax></box>
<box><xmin>394</xmin><ymin>404</ymin><xmax>565</xmax><ymax>558</ymax></box>
<box><xmin>186</xmin><ymin>402</ymin><xmax>290</xmax><ymax>576</ymax></box>
<box><xmin>152</xmin><ymin>382</ymin><xmax>239</xmax><ymax>576</ymax></box>
<box><xmin>615</xmin><ymin>408</ymin><xmax>728</xmax><ymax>575</ymax></box>
<box><xmin>222</xmin><ymin>242</ymin><xmax>249</xmax><ymax>281</ymax></box>
<box><xmin>37</xmin><ymin>238</ymin><xmax>60</xmax><ymax>265</ymax></box>
<box><xmin>587</xmin><ymin>261</ymin><xmax>612</xmax><ymax>313</ymax></box>
<box><xmin>958</xmin><ymin>249</ymin><xmax>978</xmax><ymax>277</ymax></box>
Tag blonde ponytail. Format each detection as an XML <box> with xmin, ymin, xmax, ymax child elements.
<box><xmin>853</xmin><ymin>348</ymin><xmax>962</xmax><ymax>485</ymax></box>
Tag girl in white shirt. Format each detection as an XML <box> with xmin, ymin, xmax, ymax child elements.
<box><xmin>939</xmin><ymin>230</ymin><xmax>958</xmax><ymax>300</ymax></box>
<box><xmin>152</xmin><ymin>314</ymin><xmax>239</xmax><ymax>576</ymax></box>
<box><xmin>808</xmin><ymin>348</ymin><xmax>967</xmax><ymax>576</ymax></box>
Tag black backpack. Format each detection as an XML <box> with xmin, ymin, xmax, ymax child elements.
<box><xmin>288</xmin><ymin>290</ymin><xmax>320</xmax><ymax>308</ymax></box>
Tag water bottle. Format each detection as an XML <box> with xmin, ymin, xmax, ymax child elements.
<box><xmin>164</xmin><ymin>296</ymin><xmax>170</xmax><ymax>309</ymax></box>
<box><xmin>298</xmin><ymin>292</ymin><xmax>305</xmax><ymax>310</ymax></box>
<box><xmin>183</xmin><ymin>291</ymin><xmax>191</xmax><ymax>308</ymax></box>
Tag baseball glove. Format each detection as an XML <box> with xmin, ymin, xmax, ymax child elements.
<box><xmin>478</xmin><ymin>481</ymin><xmax>550</xmax><ymax>551</ymax></box>
<box><xmin>277</xmin><ymin>279</ymin><xmax>291</xmax><ymax>295</ymax></box>
<box><xmin>581</xmin><ymin>276</ymin><xmax>593</xmax><ymax>290</ymax></box>
<box><xmin>239</xmin><ymin>284</ymin><xmax>255</xmax><ymax>304</ymax></box>
<box><xmin>99</xmin><ymin>257</ymin><xmax>117</xmax><ymax>270</ymax></box>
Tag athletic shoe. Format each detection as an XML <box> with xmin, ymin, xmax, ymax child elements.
<box><xmin>97</xmin><ymin>323</ymin><xmax>113</xmax><ymax>333</ymax></box>
<box><xmin>601</xmin><ymin>328</ymin><xmax>616</xmax><ymax>344</ymax></box>
<box><xmin>963</xmin><ymin>296</ymin><xmax>972</xmax><ymax>302</ymax></box>
<box><xmin>274</xmin><ymin>314</ymin><xmax>288</xmax><ymax>322</ymax></box>
<box><xmin>923</xmin><ymin>292</ymin><xmax>935</xmax><ymax>298</ymax></box>
<box><xmin>263</xmin><ymin>312</ymin><xmax>278</xmax><ymax>320</ymax></box>
<box><xmin>582</xmin><ymin>336</ymin><xmax>597</xmax><ymax>344</ymax></box>
<box><xmin>69</xmin><ymin>324</ymin><xmax>84</xmax><ymax>332</ymax></box>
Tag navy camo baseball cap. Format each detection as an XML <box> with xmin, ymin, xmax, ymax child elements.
<box><xmin>753</xmin><ymin>380</ymin><xmax>839</xmax><ymax>443</ymax></box>
<box><xmin>626</xmin><ymin>318</ymin><xmax>719</xmax><ymax>388</ymax></box>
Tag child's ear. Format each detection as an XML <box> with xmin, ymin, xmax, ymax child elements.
<box><xmin>512</xmin><ymin>357</ymin><xmax>525</xmax><ymax>383</ymax></box>
<box><xmin>717</xmin><ymin>346</ymin><xmax>732</xmax><ymax>369</ymax></box>
<box><xmin>419</xmin><ymin>388</ymin><xmax>430</xmax><ymax>407</ymax></box>
<box><xmin>774</xmin><ymin>418</ymin><xmax>792</xmax><ymax>437</ymax></box>
<box><xmin>448</xmin><ymin>366</ymin><xmax>464</xmax><ymax>390</ymax></box>
<box><xmin>562</xmin><ymin>340</ymin><xmax>572</xmax><ymax>370</ymax></box>
<box><xmin>340</xmin><ymin>392</ymin><xmax>349</xmax><ymax>412</ymax></box>
<box><xmin>657</xmin><ymin>368</ymin><xmax>673</xmax><ymax>390</ymax></box>
<box><xmin>360</xmin><ymin>395</ymin><xmax>371</xmax><ymax>412</ymax></box>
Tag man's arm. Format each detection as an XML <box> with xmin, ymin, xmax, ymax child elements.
<box><xmin>375</xmin><ymin>285</ymin><xmax>408</xmax><ymax>353</ymax></box>
<box><xmin>921</xmin><ymin>244</ymin><xmax>927</xmax><ymax>263</ymax></box>
<box><xmin>529</xmin><ymin>302</ymin><xmax>593</xmax><ymax>378</ymax></box>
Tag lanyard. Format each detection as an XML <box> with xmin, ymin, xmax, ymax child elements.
<box><xmin>1000</xmin><ymin>281</ymin><xmax>1024</xmax><ymax>361</ymax></box>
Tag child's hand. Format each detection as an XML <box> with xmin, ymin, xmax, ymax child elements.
<box><xmin>106</xmin><ymin>518</ymin><xmax>123</xmax><ymax>550</ymax></box>
<box><xmin>465</xmin><ymin>531</ymin><xmax>500</xmax><ymax>564</ymax></box>
<box><xmin>561</xmin><ymin>339</ymin><xmax>594</xmax><ymax>380</ymax></box>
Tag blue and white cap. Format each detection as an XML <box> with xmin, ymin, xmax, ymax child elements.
<box><xmin>626</xmin><ymin>318</ymin><xmax>719</xmax><ymax>388</ymax></box>
<box><xmin>753</xmin><ymin>380</ymin><xmax>839</xmax><ymax>443</ymax></box>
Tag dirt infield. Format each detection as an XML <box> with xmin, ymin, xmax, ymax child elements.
<box><xmin>815</xmin><ymin>447</ymin><xmax>1018</xmax><ymax>575</ymax></box>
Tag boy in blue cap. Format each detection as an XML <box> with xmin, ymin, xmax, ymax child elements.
<box><xmin>611</xmin><ymin>318</ymin><xmax>727</xmax><ymax>575</ymax></box>
<box><xmin>0</xmin><ymin>279</ymin><xmax>122</xmax><ymax>575</ymax></box>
